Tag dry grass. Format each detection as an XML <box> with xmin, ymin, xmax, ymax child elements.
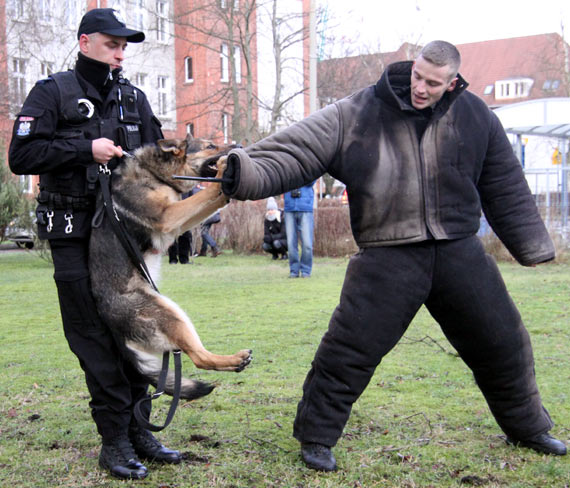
<box><xmin>212</xmin><ymin>199</ymin><xmax>568</xmax><ymax>262</ymax></box>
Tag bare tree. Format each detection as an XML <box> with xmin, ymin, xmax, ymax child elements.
<box><xmin>255</xmin><ymin>0</ymin><xmax>309</xmax><ymax>136</ymax></box>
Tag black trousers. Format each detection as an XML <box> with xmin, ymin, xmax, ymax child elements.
<box><xmin>168</xmin><ymin>231</ymin><xmax>192</xmax><ymax>263</ymax></box>
<box><xmin>49</xmin><ymin>238</ymin><xmax>150</xmax><ymax>441</ymax></box>
<box><xmin>293</xmin><ymin>236</ymin><xmax>553</xmax><ymax>446</ymax></box>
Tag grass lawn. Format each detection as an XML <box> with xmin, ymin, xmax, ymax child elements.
<box><xmin>0</xmin><ymin>250</ymin><xmax>568</xmax><ymax>487</ymax></box>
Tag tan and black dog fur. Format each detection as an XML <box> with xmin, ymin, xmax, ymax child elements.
<box><xmin>89</xmin><ymin>136</ymin><xmax>251</xmax><ymax>401</ymax></box>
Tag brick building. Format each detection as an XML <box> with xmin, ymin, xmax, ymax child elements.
<box><xmin>0</xmin><ymin>0</ymin><xmax>313</xmax><ymax>192</ymax></box>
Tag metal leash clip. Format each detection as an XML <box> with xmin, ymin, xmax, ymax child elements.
<box><xmin>64</xmin><ymin>213</ymin><xmax>74</xmax><ymax>234</ymax></box>
<box><xmin>46</xmin><ymin>210</ymin><xmax>54</xmax><ymax>233</ymax></box>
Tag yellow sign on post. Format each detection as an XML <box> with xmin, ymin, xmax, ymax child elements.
<box><xmin>552</xmin><ymin>148</ymin><xmax>561</xmax><ymax>165</ymax></box>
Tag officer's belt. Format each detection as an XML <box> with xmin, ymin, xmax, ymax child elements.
<box><xmin>38</xmin><ymin>191</ymin><xmax>94</xmax><ymax>211</ymax></box>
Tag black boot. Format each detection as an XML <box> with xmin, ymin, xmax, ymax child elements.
<box><xmin>99</xmin><ymin>435</ymin><xmax>148</xmax><ymax>479</ymax></box>
<box><xmin>507</xmin><ymin>433</ymin><xmax>567</xmax><ymax>455</ymax></box>
<box><xmin>300</xmin><ymin>442</ymin><xmax>337</xmax><ymax>471</ymax></box>
<box><xmin>130</xmin><ymin>427</ymin><xmax>182</xmax><ymax>464</ymax></box>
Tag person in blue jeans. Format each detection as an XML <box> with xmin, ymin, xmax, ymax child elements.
<box><xmin>284</xmin><ymin>183</ymin><xmax>314</xmax><ymax>278</ymax></box>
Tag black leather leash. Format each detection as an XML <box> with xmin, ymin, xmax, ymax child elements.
<box><xmin>97</xmin><ymin>163</ymin><xmax>181</xmax><ymax>432</ymax></box>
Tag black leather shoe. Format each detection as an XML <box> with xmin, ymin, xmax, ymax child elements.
<box><xmin>99</xmin><ymin>436</ymin><xmax>148</xmax><ymax>480</ymax></box>
<box><xmin>507</xmin><ymin>433</ymin><xmax>567</xmax><ymax>456</ymax></box>
<box><xmin>130</xmin><ymin>427</ymin><xmax>182</xmax><ymax>464</ymax></box>
<box><xmin>301</xmin><ymin>442</ymin><xmax>337</xmax><ymax>471</ymax></box>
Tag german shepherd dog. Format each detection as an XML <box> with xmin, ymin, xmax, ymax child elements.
<box><xmin>89</xmin><ymin>136</ymin><xmax>252</xmax><ymax>401</ymax></box>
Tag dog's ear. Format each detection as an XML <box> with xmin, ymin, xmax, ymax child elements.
<box><xmin>157</xmin><ymin>138</ymin><xmax>188</xmax><ymax>158</ymax></box>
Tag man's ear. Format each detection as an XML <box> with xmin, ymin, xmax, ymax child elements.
<box><xmin>78</xmin><ymin>33</ymin><xmax>90</xmax><ymax>54</ymax></box>
<box><xmin>447</xmin><ymin>77</ymin><xmax>458</xmax><ymax>92</ymax></box>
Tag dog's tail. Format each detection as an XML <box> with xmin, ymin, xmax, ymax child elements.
<box><xmin>129</xmin><ymin>348</ymin><xmax>215</xmax><ymax>400</ymax></box>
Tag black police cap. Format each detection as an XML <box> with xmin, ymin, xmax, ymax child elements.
<box><xmin>77</xmin><ymin>8</ymin><xmax>145</xmax><ymax>43</ymax></box>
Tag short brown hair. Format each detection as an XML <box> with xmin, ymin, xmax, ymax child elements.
<box><xmin>418</xmin><ymin>40</ymin><xmax>461</xmax><ymax>79</ymax></box>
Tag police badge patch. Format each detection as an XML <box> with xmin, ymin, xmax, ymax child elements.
<box><xmin>16</xmin><ymin>116</ymin><xmax>34</xmax><ymax>137</ymax></box>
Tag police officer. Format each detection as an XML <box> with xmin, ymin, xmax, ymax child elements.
<box><xmin>9</xmin><ymin>9</ymin><xmax>179</xmax><ymax>480</ymax></box>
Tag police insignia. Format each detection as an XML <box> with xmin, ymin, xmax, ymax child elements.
<box><xmin>112</xmin><ymin>9</ymin><xmax>126</xmax><ymax>25</ymax></box>
<box><xmin>16</xmin><ymin>117</ymin><xmax>34</xmax><ymax>137</ymax></box>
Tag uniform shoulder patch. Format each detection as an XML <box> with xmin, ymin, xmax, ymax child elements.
<box><xmin>16</xmin><ymin>117</ymin><xmax>34</xmax><ymax>137</ymax></box>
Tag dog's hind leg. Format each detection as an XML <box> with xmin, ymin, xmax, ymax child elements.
<box><xmin>136</xmin><ymin>291</ymin><xmax>252</xmax><ymax>373</ymax></box>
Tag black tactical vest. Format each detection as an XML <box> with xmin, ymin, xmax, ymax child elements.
<box><xmin>39</xmin><ymin>71</ymin><xmax>142</xmax><ymax>200</ymax></box>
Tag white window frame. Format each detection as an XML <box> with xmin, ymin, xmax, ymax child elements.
<box><xmin>220</xmin><ymin>43</ymin><xmax>229</xmax><ymax>82</ymax></box>
<box><xmin>495</xmin><ymin>78</ymin><xmax>533</xmax><ymax>100</ymax></box>
<box><xmin>40</xmin><ymin>61</ymin><xmax>54</xmax><ymax>78</ymax></box>
<box><xmin>65</xmin><ymin>0</ymin><xmax>81</xmax><ymax>27</ymax></box>
<box><xmin>134</xmin><ymin>0</ymin><xmax>146</xmax><ymax>31</ymax></box>
<box><xmin>38</xmin><ymin>0</ymin><xmax>53</xmax><ymax>23</ymax></box>
<box><xmin>156</xmin><ymin>0</ymin><xmax>169</xmax><ymax>43</ymax></box>
<box><xmin>157</xmin><ymin>75</ymin><xmax>169</xmax><ymax>116</ymax></box>
<box><xmin>134</xmin><ymin>72</ymin><xmax>148</xmax><ymax>90</ymax></box>
<box><xmin>186</xmin><ymin>122</ymin><xmax>194</xmax><ymax>136</ymax></box>
<box><xmin>184</xmin><ymin>56</ymin><xmax>193</xmax><ymax>83</ymax></box>
<box><xmin>11</xmin><ymin>0</ymin><xmax>26</xmax><ymax>19</ymax></box>
<box><xmin>11</xmin><ymin>58</ymin><xmax>27</xmax><ymax>108</ymax></box>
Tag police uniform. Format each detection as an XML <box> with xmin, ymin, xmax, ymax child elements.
<box><xmin>9</xmin><ymin>52</ymin><xmax>163</xmax><ymax>442</ymax></box>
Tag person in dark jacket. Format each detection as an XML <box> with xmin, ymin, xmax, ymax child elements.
<box><xmin>220</xmin><ymin>40</ymin><xmax>566</xmax><ymax>471</ymax></box>
<box><xmin>262</xmin><ymin>196</ymin><xmax>287</xmax><ymax>260</ymax></box>
<box><xmin>9</xmin><ymin>8</ymin><xmax>180</xmax><ymax>480</ymax></box>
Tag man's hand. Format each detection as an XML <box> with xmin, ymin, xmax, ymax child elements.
<box><xmin>92</xmin><ymin>138</ymin><xmax>123</xmax><ymax>164</ymax></box>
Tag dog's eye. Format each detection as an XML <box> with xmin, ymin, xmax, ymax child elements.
<box><xmin>207</xmin><ymin>144</ymin><xmax>216</xmax><ymax>150</ymax></box>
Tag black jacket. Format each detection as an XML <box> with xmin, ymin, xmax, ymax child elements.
<box><xmin>224</xmin><ymin>61</ymin><xmax>554</xmax><ymax>266</ymax></box>
<box><xmin>9</xmin><ymin>57</ymin><xmax>162</xmax><ymax>239</ymax></box>
<box><xmin>264</xmin><ymin>211</ymin><xmax>286</xmax><ymax>244</ymax></box>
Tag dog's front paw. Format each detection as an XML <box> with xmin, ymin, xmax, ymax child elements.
<box><xmin>215</xmin><ymin>156</ymin><xmax>228</xmax><ymax>179</ymax></box>
<box><xmin>235</xmin><ymin>349</ymin><xmax>252</xmax><ymax>372</ymax></box>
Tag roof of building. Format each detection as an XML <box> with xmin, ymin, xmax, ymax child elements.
<box><xmin>457</xmin><ymin>34</ymin><xmax>569</xmax><ymax>107</ymax></box>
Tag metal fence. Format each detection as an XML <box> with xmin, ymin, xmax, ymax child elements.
<box><xmin>478</xmin><ymin>166</ymin><xmax>569</xmax><ymax>242</ymax></box>
<box><xmin>525</xmin><ymin>166</ymin><xmax>569</xmax><ymax>239</ymax></box>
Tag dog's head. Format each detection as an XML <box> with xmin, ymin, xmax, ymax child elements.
<box><xmin>156</xmin><ymin>135</ymin><xmax>238</xmax><ymax>182</ymax></box>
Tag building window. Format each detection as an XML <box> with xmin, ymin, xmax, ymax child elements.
<box><xmin>495</xmin><ymin>78</ymin><xmax>533</xmax><ymax>100</ymax></box>
<box><xmin>543</xmin><ymin>79</ymin><xmax>561</xmax><ymax>91</ymax></box>
<box><xmin>41</xmin><ymin>62</ymin><xmax>54</xmax><ymax>78</ymax></box>
<box><xmin>65</xmin><ymin>0</ymin><xmax>81</xmax><ymax>27</ymax></box>
<box><xmin>11</xmin><ymin>0</ymin><xmax>26</xmax><ymax>19</ymax></box>
<box><xmin>185</xmin><ymin>56</ymin><xmax>193</xmax><ymax>82</ymax></box>
<box><xmin>186</xmin><ymin>123</ymin><xmax>194</xmax><ymax>136</ymax></box>
<box><xmin>222</xmin><ymin>113</ymin><xmax>229</xmax><ymax>143</ymax></box>
<box><xmin>221</xmin><ymin>0</ymin><xmax>239</xmax><ymax>8</ymax></box>
<box><xmin>234</xmin><ymin>45</ymin><xmax>241</xmax><ymax>83</ymax></box>
<box><xmin>134</xmin><ymin>73</ymin><xmax>148</xmax><ymax>89</ymax></box>
<box><xmin>38</xmin><ymin>0</ymin><xmax>53</xmax><ymax>23</ymax></box>
<box><xmin>220</xmin><ymin>43</ymin><xmax>229</xmax><ymax>82</ymax></box>
<box><xmin>134</xmin><ymin>0</ymin><xmax>146</xmax><ymax>30</ymax></box>
<box><xmin>156</xmin><ymin>0</ymin><xmax>169</xmax><ymax>43</ymax></box>
<box><xmin>157</xmin><ymin>75</ymin><xmax>168</xmax><ymax>116</ymax></box>
<box><xmin>11</xmin><ymin>58</ymin><xmax>27</xmax><ymax>108</ymax></box>
<box><xmin>483</xmin><ymin>84</ymin><xmax>493</xmax><ymax>95</ymax></box>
